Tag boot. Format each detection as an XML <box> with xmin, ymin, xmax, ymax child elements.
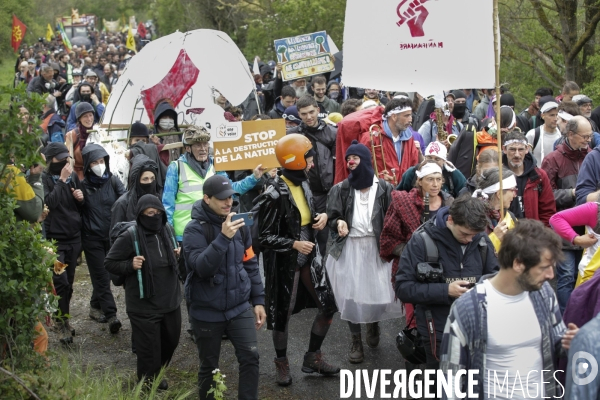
<box><xmin>108</xmin><ymin>316</ymin><xmax>122</xmax><ymax>334</ymax></box>
<box><xmin>301</xmin><ymin>350</ymin><xmax>340</xmax><ymax>376</ymax></box>
<box><xmin>348</xmin><ymin>333</ymin><xmax>364</xmax><ymax>364</ymax></box>
<box><xmin>58</xmin><ymin>321</ymin><xmax>73</xmax><ymax>346</ymax></box>
<box><xmin>89</xmin><ymin>307</ymin><xmax>107</xmax><ymax>323</ymax></box>
<box><xmin>366</xmin><ymin>322</ymin><xmax>380</xmax><ymax>348</ymax></box>
<box><xmin>274</xmin><ymin>356</ymin><xmax>292</xmax><ymax>386</ymax></box>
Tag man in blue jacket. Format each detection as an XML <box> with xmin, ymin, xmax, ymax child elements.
<box><xmin>396</xmin><ymin>195</ymin><xmax>499</xmax><ymax>397</ymax></box>
<box><xmin>183</xmin><ymin>175</ymin><xmax>266</xmax><ymax>400</ymax></box>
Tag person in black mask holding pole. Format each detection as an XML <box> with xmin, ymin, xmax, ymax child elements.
<box><xmin>105</xmin><ymin>194</ymin><xmax>182</xmax><ymax>390</ymax></box>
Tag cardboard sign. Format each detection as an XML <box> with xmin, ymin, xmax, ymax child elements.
<box><xmin>274</xmin><ymin>31</ymin><xmax>335</xmax><ymax>81</ymax></box>
<box><xmin>213</xmin><ymin>119</ymin><xmax>286</xmax><ymax>171</ymax></box>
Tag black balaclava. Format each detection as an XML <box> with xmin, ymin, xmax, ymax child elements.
<box><xmin>345</xmin><ymin>140</ymin><xmax>375</xmax><ymax>190</ymax></box>
<box><xmin>452</xmin><ymin>103</ymin><xmax>467</xmax><ymax>119</ymax></box>
<box><xmin>136</xmin><ymin>166</ymin><xmax>158</xmax><ymax>197</ymax></box>
<box><xmin>281</xmin><ymin>148</ymin><xmax>316</xmax><ymax>186</ymax></box>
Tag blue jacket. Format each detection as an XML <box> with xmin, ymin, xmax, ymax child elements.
<box><xmin>183</xmin><ymin>200</ymin><xmax>265</xmax><ymax>322</ymax></box>
<box><xmin>576</xmin><ymin>146</ymin><xmax>600</xmax><ymax>205</ymax></box>
<box><xmin>66</xmin><ymin>101</ymin><xmax>105</xmax><ymax>132</ymax></box>
<box><xmin>566</xmin><ymin>313</ymin><xmax>600</xmax><ymax>399</ymax></box>
<box><xmin>162</xmin><ymin>153</ymin><xmax>259</xmax><ymax>241</ymax></box>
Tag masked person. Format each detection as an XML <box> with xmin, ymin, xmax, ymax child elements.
<box><xmin>81</xmin><ymin>144</ymin><xmax>125</xmax><ymax>333</ymax></box>
<box><xmin>105</xmin><ymin>194</ymin><xmax>181</xmax><ymax>391</ymax></box>
<box><xmin>127</xmin><ymin>121</ymin><xmax>168</xmax><ymax>183</ymax></box>
<box><xmin>152</xmin><ymin>101</ymin><xmax>181</xmax><ymax>163</ymax></box>
<box><xmin>326</xmin><ymin>141</ymin><xmax>400</xmax><ymax>364</ymax></box>
<box><xmin>43</xmin><ymin>143</ymin><xmax>85</xmax><ymax>345</ymax></box>
<box><xmin>259</xmin><ymin>134</ymin><xmax>338</xmax><ymax>386</ymax></box>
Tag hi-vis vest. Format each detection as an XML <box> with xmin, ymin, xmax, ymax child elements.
<box><xmin>173</xmin><ymin>160</ymin><xmax>215</xmax><ymax>237</ymax></box>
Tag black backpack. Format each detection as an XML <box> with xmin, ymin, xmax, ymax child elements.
<box><xmin>413</xmin><ymin>97</ymin><xmax>435</xmax><ymax>131</ymax></box>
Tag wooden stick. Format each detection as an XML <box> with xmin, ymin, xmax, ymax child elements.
<box><xmin>494</xmin><ymin>0</ymin><xmax>504</xmax><ymax>217</ymax></box>
<box><xmin>0</xmin><ymin>366</ymin><xmax>41</xmax><ymax>400</ymax></box>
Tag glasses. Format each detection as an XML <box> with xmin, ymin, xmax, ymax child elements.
<box><xmin>575</xmin><ymin>132</ymin><xmax>592</xmax><ymax>141</ymax></box>
<box><xmin>143</xmin><ymin>210</ymin><xmax>163</xmax><ymax>217</ymax></box>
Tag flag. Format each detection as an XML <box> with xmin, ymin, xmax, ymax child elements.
<box><xmin>57</xmin><ymin>23</ymin><xmax>72</xmax><ymax>52</ymax></box>
<box><xmin>45</xmin><ymin>23</ymin><xmax>53</xmax><ymax>42</ymax></box>
<box><xmin>342</xmin><ymin>0</ymin><xmax>494</xmax><ymax>94</ymax></box>
<box><xmin>11</xmin><ymin>15</ymin><xmax>27</xmax><ymax>53</ymax></box>
<box><xmin>126</xmin><ymin>27</ymin><xmax>137</xmax><ymax>53</ymax></box>
<box><xmin>252</xmin><ymin>56</ymin><xmax>260</xmax><ymax>76</ymax></box>
<box><xmin>137</xmin><ymin>22</ymin><xmax>147</xmax><ymax>39</ymax></box>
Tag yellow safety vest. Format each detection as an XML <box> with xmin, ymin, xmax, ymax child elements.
<box><xmin>173</xmin><ymin>160</ymin><xmax>215</xmax><ymax>237</ymax></box>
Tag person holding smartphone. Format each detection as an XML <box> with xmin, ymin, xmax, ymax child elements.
<box><xmin>182</xmin><ymin>175</ymin><xmax>266</xmax><ymax>400</ymax></box>
<box><xmin>259</xmin><ymin>134</ymin><xmax>338</xmax><ymax>387</ymax></box>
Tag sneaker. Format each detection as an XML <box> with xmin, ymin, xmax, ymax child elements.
<box><xmin>348</xmin><ymin>333</ymin><xmax>364</xmax><ymax>364</ymax></box>
<box><xmin>366</xmin><ymin>322</ymin><xmax>380</xmax><ymax>349</ymax></box>
<box><xmin>301</xmin><ymin>350</ymin><xmax>340</xmax><ymax>376</ymax></box>
<box><xmin>274</xmin><ymin>356</ymin><xmax>292</xmax><ymax>386</ymax></box>
<box><xmin>108</xmin><ymin>316</ymin><xmax>122</xmax><ymax>334</ymax></box>
<box><xmin>89</xmin><ymin>307</ymin><xmax>107</xmax><ymax>323</ymax></box>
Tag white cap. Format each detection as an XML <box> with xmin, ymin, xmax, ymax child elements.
<box><xmin>425</xmin><ymin>141</ymin><xmax>447</xmax><ymax>160</ymax></box>
<box><xmin>540</xmin><ymin>101</ymin><xmax>559</xmax><ymax>114</ymax></box>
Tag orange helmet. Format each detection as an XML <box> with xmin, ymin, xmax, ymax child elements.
<box><xmin>275</xmin><ymin>134</ymin><xmax>313</xmax><ymax>170</ymax></box>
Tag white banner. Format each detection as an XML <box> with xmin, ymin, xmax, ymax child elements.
<box><xmin>342</xmin><ymin>0</ymin><xmax>495</xmax><ymax>95</ymax></box>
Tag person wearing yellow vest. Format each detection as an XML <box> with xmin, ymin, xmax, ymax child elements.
<box><xmin>162</xmin><ymin>125</ymin><xmax>266</xmax><ymax>242</ymax></box>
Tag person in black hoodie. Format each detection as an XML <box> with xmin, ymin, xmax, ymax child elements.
<box><xmin>105</xmin><ymin>194</ymin><xmax>181</xmax><ymax>390</ymax></box>
<box><xmin>81</xmin><ymin>144</ymin><xmax>125</xmax><ymax>332</ymax></box>
<box><xmin>110</xmin><ymin>155</ymin><xmax>162</xmax><ymax>232</ymax></box>
<box><xmin>152</xmin><ymin>101</ymin><xmax>181</xmax><ymax>163</ymax></box>
<box><xmin>43</xmin><ymin>142</ymin><xmax>85</xmax><ymax>345</ymax></box>
<box><xmin>396</xmin><ymin>195</ymin><xmax>498</xmax><ymax>396</ymax></box>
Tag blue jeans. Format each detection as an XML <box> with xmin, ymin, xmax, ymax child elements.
<box><xmin>556</xmin><ymin>249</ymin><xmax>582</xmax><ymax>314</ymax></box>
<box><xmin>191</xmin><ymin>308</ymin><xmax>259</xmax><ymax>400</ymax></box>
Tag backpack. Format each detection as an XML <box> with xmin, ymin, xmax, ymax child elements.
<box><xmin>413</xmin><ymin>98</ymin><xmax>435</xmax><ymax>131</ymax></box>
<box><xmin>532</xmin><ymin>126</ymin><xmax>542</xmax><ymax>151</ymax></box>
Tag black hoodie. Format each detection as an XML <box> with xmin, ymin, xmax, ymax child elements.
<box><xmin>110</xmin><ymin>155</ymin><xmax>162</xmax><ymax>232</ymax></box>
<box><xmin>81</xmin><ymin>144</ymin><xmax>126</xmax><ymax>240</ymax></box>
<box><xmin>153</xmin><ymin>102</ymin><xmax>181</xmax><ymax>162</ymax></box>
<box><xmin>43</xmin><ymin>166</ymin><xmax>85</xmax><ymax>243</ymax></box>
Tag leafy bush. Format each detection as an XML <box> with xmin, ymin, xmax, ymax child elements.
<box><xmin>0</xmin><ymin>84</ymin><xmax>58</xmax><ymax>394</ymax></box>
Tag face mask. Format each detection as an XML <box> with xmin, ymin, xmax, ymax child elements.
<box><xmin>159</xmin><ymin>119</ymin><xmax>175</xmax><ymax>130</ymax></box>
<box><xmin>140</xmin><ymin>180</ymin><xmax>157</xmax><ymax>195</ymax></box>
<box><xmin>452</xmin><ymin>103</ymin><xmax>467</xmax><ymax>119</ymax></box>
<box><xmin>91</xmin><ymin>163</ymin><xmax>106</xmax><ymax>177</ymax></box>
<box><xmin>50</xmin><ymin>160</ymin><xmax>67</xmax><ymax>175</ymax></box>
<box><xmin>329</xmin><ymin>91</ymin><xmax>339</xmax><ymax>100</ymax></box>
<box><xmin>44</xmin><ymin>81</ymin><xmax>56</xmax><ymax>90</ymax></box>
<box><xmin>295</xmin><ymin>86</ymin><xmax>307</xmax><ymax>98</ymax></box>
<box><xmin>138</xmin><ymin>214</ymin><xmax>163</xmax><ymax>233</ymax></box>
<box><xmin>81</xmin><ymin>94</ymin><xmax>91</xmax><ymax>103</ymax></box>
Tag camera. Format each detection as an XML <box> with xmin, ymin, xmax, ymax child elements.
<box><xmin>416</xmin><ymin>262</ymin><xmax>445</xmax><ymax>283</ymax></box>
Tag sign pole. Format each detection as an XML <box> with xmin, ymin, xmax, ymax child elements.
<box><xmin>493</xmin><ymin>0</ymin><xmax>504</xmax><ymax>217</ymax></box>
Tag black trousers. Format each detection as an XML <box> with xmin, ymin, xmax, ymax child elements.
<box><xmin>191</xmin><ymin>308</ymin><xmax>259</xmax><ymax>400</ymax></box>
<box><xmin>128</xmin><ymin>307</ymin><xmax>182</xmax><ymax>381</ymax></box>
<box><xmin>53</xmin><ymin>241</ymin><xmax>81</xmax><ymax>320</ymax></box>
<box><xmin>421</xmin><ymin>327</ymin><xmax>441</xmax><ymax>399</ymax></box>
<box><xmin>82</xmin><ymin>239</ymin><xmax>117</xmax><ymax>319</ymax></box>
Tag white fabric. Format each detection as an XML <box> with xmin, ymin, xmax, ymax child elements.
<box><xmin>540</xmin><ymin>101</ymin><xmax>558</xmax><ymax>114</ymax></box>
<box><xmin>415</xmin><ymin>162</ymin><xmax>442</xmax><ymax>178</ymax></box>
<box><xmin>480</xmin><ymin>175</ymin><xmax>517</xmax><ymax>195</ymax></box>
<box><xmin>578</xmin><ymin>226</ymin><xmax>600</xmax><ymax>277</ymax></box>
<box><xmin>526</xmin><ymin>125</ymin><xmax>561</xmax><ymax>167</ymax></box>
<box><xmin>383</xmin><ymin>106</ymin><xmax>412</xmax><ymax>120</ymax></box>
<box><xmin>425</xmin><ymin>141</ymin><xmax>447</xmax><ymax>160</ymax></box>
<box><xmin>349</xmin><ymin>177</ymin><xmax>378</xmax><ymax>237</ymax></box>
<box><xmin>483</xmin><ymin>279</ymin><xmax>544</xmax><ymax>399</ymax></box>
<box><xmin>500</xmin><ymin>105</ymin><xmax>516</xmax><ymax>129</ymax></box>
<box><xmin>558</xmin><ymin>111</ymin><xmax>573</xmax><ymax>121</ymax></box>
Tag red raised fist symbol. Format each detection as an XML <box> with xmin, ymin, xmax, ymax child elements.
<box><xmin>397</xmin><ymin>0</ymin><xmax>430</xmax><ymax>37</ymax></box>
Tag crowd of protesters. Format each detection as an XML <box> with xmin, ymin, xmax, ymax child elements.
<box><xmin>12</xmin><ymin>33</ymin><xmax>600</xmax><ymax>398</ymax></box>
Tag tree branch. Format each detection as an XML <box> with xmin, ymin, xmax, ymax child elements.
<box><xmin>502</xmin><ymin>29</ymin><xmax>563</xmax><ymax>83</ymax></box>
<box><xmin>0</xmin><ymin>367</ymin><xmax>41</xmax><ymax>400</ymax></box>
<box><xmin>566</xmin><ymin>9</ymin><xmax>600</xmax><ymax>61</ymax></box>
<box><xmin>529</xmin><ymin>0</ymin><xmax>565</xmax><ymax>46</ymax></box>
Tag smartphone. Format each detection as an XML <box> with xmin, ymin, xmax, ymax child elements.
<box><xmin>463</xmin><ymin>282</ymin><xmax>475</xmax><ymax>289</ymax></box>
<box><xmin>231</xmin><ymin>212</ymin><xmax>254</xmax><ymax>226</ymax></box>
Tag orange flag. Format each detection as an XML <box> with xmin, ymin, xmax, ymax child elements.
<box><xmin>11</xmin><ymin>15</ymin><xmax>27</xmax><ymax>53</ymax></box>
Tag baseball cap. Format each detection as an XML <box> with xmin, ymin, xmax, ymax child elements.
<box><xmin>540</xmin><ymin>101</ymin><xmax>559</xmax><ymax>114</ymax></box>
<box><xmin>203</xmin><ymin>175</ymin><xmax>239</xmax><ymax>200</ymax></box>
<box><xmin>573</xmin><ymin>95</ymin><xmax>592</xmax><ymax>105</ymax></box>
<box><xmin>44</xmin><ymin>142</ymin><xmax>71</xmax><ymax>161</ymax></box>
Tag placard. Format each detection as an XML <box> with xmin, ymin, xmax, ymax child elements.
<box><xmin>213</xmin><ymin>119</ymin><xmax>286</xmax><ymax>171</ymax></box>
<box><xmin>274</xmin><ymin>31</ymin><xmax>335</xmax><ymax>81</ymax></box>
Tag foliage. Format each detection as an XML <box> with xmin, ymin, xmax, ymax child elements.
<box><xmin>0</xmin><ymin>84</ymin><xmax>58</xmax><ymax>392</ymax></box>
<box><xmin>0</xmin><ymin>354</ymin><xmax>194</xmax><ymax>399</ymax></box>
<box><xmin>207</xmin><ymin>369</ymin><xmax>227</xmax><ymax>400</ymax></box>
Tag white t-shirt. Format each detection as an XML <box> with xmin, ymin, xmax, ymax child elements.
<box><xmin>526</xmin><ymin>124</ymin><xmax>561</xmax><ymax>168</ymax></box>
<box><xmin>483</xmin><ymin>279</ymin><xmax>544</xmax><ymax>399</ymax></box>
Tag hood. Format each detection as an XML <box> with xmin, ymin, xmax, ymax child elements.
<box><xmin>557</xmin><ymin>141</ymin><xmax>591</xmax><ymax>161</ymax></box>
<box><xmin>153</xmin><ymin>102</ymin><xmax>179</xmax><ymax>131</ymax></box>
<box><xmin>129</xmin><ymin>141</ymin><xmax>167</xmax><ymax>187</ymax></box>
<box><xmin>78</xmin><ymin>82</ymin><xmax>94</xmax><ymax>95</ymax></box>
<box><xmin>502</xmin><ymin>152</ymin><xmax>537</xmax><ymax>177</ymax></box>
<box><xmin>128</xmin><ymin>154</ymin><xmax>158</xmax><ymax>188</ymax></box>
<box><xmin>81</xmin><ymin>143</ymin><xmax>110</xmax><ymax>175</ymax></box>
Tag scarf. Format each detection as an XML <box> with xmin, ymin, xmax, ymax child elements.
<box><xmin>77</xmin><ymin>123</ymin><xmax>90</xmax><ymax>151</ymax></box>
<box><xmin>348</xmin><ymin>161</ymin><xmax>375</xmax><ymax>191</ymax></box>
<box><xmin>88</xmin><ymin>171</ymin><xmax>110</xmax><ymax>186</ymax></box>
<box><xmin>281</xmin><ymin>168</ymin><xmax>307</xmax><ymax>186</ymax></box>
<box><xmin>383</xmin><ymin>120</ymin><xmax>412</xmax><ymax>165</ymax></box>
<box><xmin>186</xmin><ymin>152</ymin><xmax>210</xmax><ymax>179</ymax></box>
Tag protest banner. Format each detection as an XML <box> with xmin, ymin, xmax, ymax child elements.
<box><xmin>342</xmin><ymin>0</ymin><xmax>495</xmax><ymax>95</ymax></box>
<box><xmin>274</xmin><ymin>31</ymin><xmax>335</xmax><ymax>81</ymax></box>
<box><xmin>213</xmin><ymin>119</ymin><xmax>286</xmax><ymax>171</ymax></box>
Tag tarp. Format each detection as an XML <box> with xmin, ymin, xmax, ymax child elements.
<box><xmin>100</xmin><ymin>29</ymin><xmax>256</xmax><ymax>141</ymax></box>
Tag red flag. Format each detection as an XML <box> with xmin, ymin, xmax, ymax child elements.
<box><xmin>11</xmin><ymin>15</ymin><xmax>27</xmax><ymax>53</ymax></box>
<box><xmin>137</xmin><ymin>22</ymin><xmax>147</xmax><ymax>40</ymax></box>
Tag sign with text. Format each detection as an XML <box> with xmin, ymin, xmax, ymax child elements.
<box><xmin>342</xmin><ymin>0</ymin><xmax>495</xmax><ymax>94</ymax></box>
<box><xmin>213</xmin><ymin>119</ymin><xmax>286</xmax><ymax>171</ymax></box>
<box><xmin>274</xmin><ymin>30</ymin><xmax>335</xmax><ymax>81</ymax></box>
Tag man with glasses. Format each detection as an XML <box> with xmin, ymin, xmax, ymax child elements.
<box><xmin>542</xmin><ymin>116</ymin><xmax>592</xmax><ymax>313</ymax></box>
<box><xmin>502</xmin><ymin>131</ymin><xmax>556</xmax><ymax>227</ymax></box>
